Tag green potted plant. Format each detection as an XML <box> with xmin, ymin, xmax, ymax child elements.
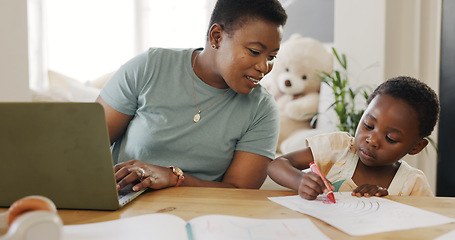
<box><xmin>318</xmin><ymin>48</ymin><xmax>370</xmax><ymax>137</ymax></box>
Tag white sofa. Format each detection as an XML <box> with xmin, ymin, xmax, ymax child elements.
<box><xmin>31</xmin><ymin>70</ymin><xmax>113</xmax><ymax>102</ymax></box>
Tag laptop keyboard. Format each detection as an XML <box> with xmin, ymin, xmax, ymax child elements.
<box><xmin>117</xmin><ymin>184</ymin><xmax>135</xmax><ymax>199</ymax></box>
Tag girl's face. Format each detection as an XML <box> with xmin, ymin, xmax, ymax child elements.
<box><xmin>214</xmin><ymin>18</ymin><xmax>283</xmax><ymax>94</ymax></box>
<box><xmin>354</xmin><ymin>94</ymin><xmax>427</xmax><ymax>167</ymax></box>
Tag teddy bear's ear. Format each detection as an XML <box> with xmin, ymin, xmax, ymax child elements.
<box><xmin>289</xmin><ymin>33</ymin><xmax>303</xmax><ymax>41</ymax></box>
<box><xmin>309</xmin><ymin>40</ymin><xmax>334</xmax><ymax>75</ymax></box>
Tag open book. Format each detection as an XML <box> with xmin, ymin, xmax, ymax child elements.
<box><xmin>62</xmin><ymin>213</ymin><xmax>330</xmax><ymax>240</ymax></box>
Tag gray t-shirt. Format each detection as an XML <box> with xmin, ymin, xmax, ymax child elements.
<box><xmin>100</xmin><ymin>48</ymin><xmax>279</xmax><ymax>181</ymax></box>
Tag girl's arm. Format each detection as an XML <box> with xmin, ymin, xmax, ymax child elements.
<box><xmin>267</xmin><ymin>147</ymin><xmax>315</xmax><ymax>191</ymax></box>
<box><xmin>268</xmin><ymin>148</ymin><xmax>333</xmax><ymax>200</ymax></box>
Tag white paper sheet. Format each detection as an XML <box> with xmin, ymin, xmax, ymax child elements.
<box><xmin>433</xmin><ymin>229</ymin><xmax>455</xmax><ymax>240</ymax></box>
<box><xmin>62</xmin><ymin>213</ymin><xmax>331</xmax><ymax>240</ymax></box>
<box><xmin>189</xmin><ymin>215</ymin><xmax>330</xmax><ymax>240</ymax></box>
<box><xmin>269</xmin><ymin>192</ymin><xmax>455</xmax><ymax>236</ymax></box>
<box><xmin>62</xmin><ymin>214</ymin><xmax>188</xmax><ymax>240</ymax></box>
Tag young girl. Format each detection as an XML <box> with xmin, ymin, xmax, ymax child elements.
<box><xmin>267</xmin><ymin>76</ymin><xmax>440</xmax><ymax>199</ymax></box>
<box><xmin>96</xmin><ymin>0</ymin><xmax>287</xmax><ymax>192</ymax></box>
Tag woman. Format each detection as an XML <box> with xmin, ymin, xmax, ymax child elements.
<box><xmin>96</xmin><ymin>0</ymin><xmax>287</xmax><ymax>191</ymax></box>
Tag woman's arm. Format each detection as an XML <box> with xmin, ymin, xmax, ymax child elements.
<box><xmin>96</xmin><ymin>96</ymin><xmax>132</xmax><ymax>144</ymax></box>
<box><xmin>216</xmin><ymin>151</ymin><xmax>271</xmax><ymax>189</ymax></box>
<box><xmin>97</xmin><ymin>95</ymin><xmax>272</xmax><ymax>190</ymax></box>
<box><xmin>115</xmin><ymin>151</ymin><xmax>271</xmax><ymax>190</ymax></box>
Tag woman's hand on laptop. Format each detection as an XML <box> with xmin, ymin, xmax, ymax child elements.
<box><xmin>114</xmin><ymin>160</ymin><xmax>176</xmax><ymax>191</ymax></box>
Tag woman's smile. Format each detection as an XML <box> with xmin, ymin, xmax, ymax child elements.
<box><xmin>211</xmin><ymin>17</ymin><xmax>282</xmax><ymax>95</ymax></box>
<box><xmin>246</xmin><ymin>75</ymin><xmax>260</xmax><ymax>84</ymax></box>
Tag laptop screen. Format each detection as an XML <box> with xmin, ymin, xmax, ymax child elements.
<box><xmin>0</xmin><ymin>102</ymin><xmax>130</xmax><ymax>210</ymax></box>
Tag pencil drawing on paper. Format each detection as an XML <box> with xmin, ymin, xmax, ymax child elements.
<box><xmin>269</xmin><ymin>192</ymin><xmax>455</xmax><ymax>236</ymax></box>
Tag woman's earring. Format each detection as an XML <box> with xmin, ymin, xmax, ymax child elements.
<box><xmin>211</xmin><ymin>44</ymin><xmax>217</xmax><ymax>49</ymax></box>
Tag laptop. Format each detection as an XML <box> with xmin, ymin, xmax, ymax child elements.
<box><xmin>0</xmin><ymin>102</ymin><xmax>146</xmax><ymax>210</ymax></box>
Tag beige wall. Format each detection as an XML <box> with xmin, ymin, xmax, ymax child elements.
<box><xmin>334</xmin><ymin>0</ymin><xmax>442</xmax><ymax>192</ymax></box>
<box><xmin>0</xmin><ymin>0</ymin><xmax>31</xmax><ymax>101</ymax></box>
<box><xmin>0</xmin><ymin>0</ymin><xmax>443</xmax><ymax>190</ymax></box>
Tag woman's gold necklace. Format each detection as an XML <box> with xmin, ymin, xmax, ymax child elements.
<box><xmin>191</xmin><ymin>52</ymin><xmax>230</xmax><ymax>123</ymax></box>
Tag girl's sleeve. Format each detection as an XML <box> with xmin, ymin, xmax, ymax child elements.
<box><xmin>400</xmin><ymin>172</ymin><xmax>434</xmax><ymax>197</ymax></box>
<box><xmin>306</xmin><ymin>131</ymin><xmax>353</xmax><ymax>177</ymax></box>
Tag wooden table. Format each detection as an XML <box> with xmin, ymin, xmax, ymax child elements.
<box><xmin>2</xmin><ymin>187</ymin><xmax>455</xmax><ymax>239</ymax></box>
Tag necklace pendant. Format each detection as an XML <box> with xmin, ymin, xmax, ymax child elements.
<box><xmin>193</xmin><ymin>112</ymin><xmax>201</xmax><ymax>123</ymax></box>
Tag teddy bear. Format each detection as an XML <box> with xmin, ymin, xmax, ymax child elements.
<box><xmin>261</xmin><ymin>34</ymin><xmax>333</xmax><ymax>153</ymax></box>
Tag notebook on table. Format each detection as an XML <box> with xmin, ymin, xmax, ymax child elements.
<box><xmin>0</xmin><ymin>102</ymin><xmax>146</xmax><ymax>210</ymax></box>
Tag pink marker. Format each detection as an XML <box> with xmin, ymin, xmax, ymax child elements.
<box><xmin>309</xmin><ymin>161</ymin><xmax>336</xmax><ymax>203</ymax></box>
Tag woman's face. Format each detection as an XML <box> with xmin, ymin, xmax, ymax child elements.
<box><xmin>354</xmin><ymin>94</ymin><xmax>425</xmax><ymax>168</ymax></box>
<box><xmin>215</xmin><ymin>18</ymin><xmax>283</xmax><ymax>94</ymax></box>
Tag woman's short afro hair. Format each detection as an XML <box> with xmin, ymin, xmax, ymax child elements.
<box><xmin>207</xmin><ymin>0</ymin><xmax>287</xmax><ymax>37</ymax></box>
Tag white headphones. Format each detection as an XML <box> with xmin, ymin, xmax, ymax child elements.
<box><xmin>0</xmin><ymin>196</ymin><xmax>62</xmax><ymax>240</ymax></box>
